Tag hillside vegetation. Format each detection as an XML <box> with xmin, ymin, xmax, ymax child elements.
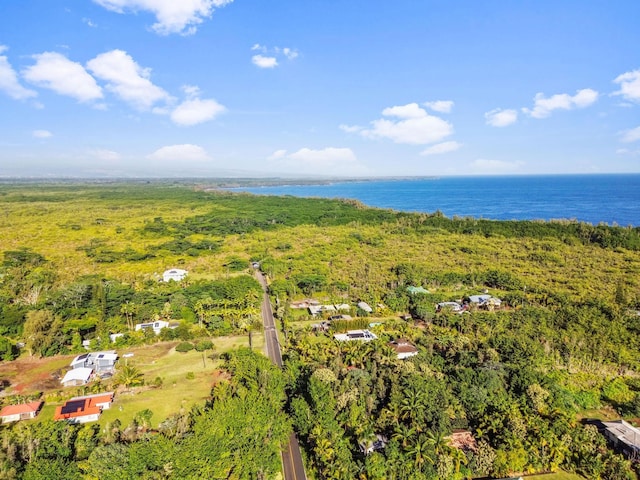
<box><xmin>0</xmin><ymin>183</ymin><xmax>639</xmax><ymax>479</ymax></box>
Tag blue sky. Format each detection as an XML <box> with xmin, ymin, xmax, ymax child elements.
<box><xmin>1</xmin><ymin>0</ymin><xmax>639</xmax><ymax>177</ymax></box>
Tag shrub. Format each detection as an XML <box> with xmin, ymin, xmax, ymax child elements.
<box><xmin>175</xmin><ymin>342</ymin><xmax>194</xmax><ymax>353</ymax></box>
<box><xmin>195</xmin><ymin>340</ymin><xmax>214</xmax><ymax>352</ymax></box>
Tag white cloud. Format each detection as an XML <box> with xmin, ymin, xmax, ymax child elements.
<box><xmin>32</xmin><ymin>130</ymin><xmax>52</xmax><ymax>138</ymax></box>
<box><xmin>252</xmin><ymin>55</ymin><xmax>278</xmax><ymax>69</ymax></box>
<box><xmin>87</xmin><ymin>49</ymin><xmax>169</xmax><ymax>110</ymax></box>
<box><xmin>485</xmin><ymin>108</ymin><xmax>518</xmax><ymax>127</ymax></box>
<box><xmin>523</xmin><ymin>88</ymin><xmax>598</xmax><ymax>119</ymax></box>
<box><xmin>93</xmin><ymin>0</ymin><xmax>233</xmax><ymax>35</ymax></box>
<box><xmin>267</xmin><ymin>149</ymin><xmax>287</xmax><ymax>160</ymax></box>
<box><xmin>359</xmin><ymin>103</ymin><xmax>453</xmax><ymax>145</ymax></box>
<box><xmin>339</xmin><ymin>124</ymin><xmax>363</xmax><ymax>133</ymax></box>
<box><xmin>620</xmin><ymin>126</ymin><xmax>640</xmax><ymax>143</ymax></box>
<box><xmin>424</xmin><ymin>100</ymin><xmax>453</xmax><ymax>113</ymax></box>
<box><xmin>83</xmin><ymin>18</ymin><xmax>98</xmax><ymax>27</ymax></box>
<box><xmin>288</xmin><ymin>147</ymin><xmax>357</xmax><ymax>166</ymax></box>
<box><xmin>420</xmin><ymin>141</ymin><xmax>461</xmax><ymax>156</ymax></box>
<box><xmin>251</xmin><ymin>45</ymin><xmax>298</xmax><ymax>68</ymax></box>
<box><xmin>23</xmin><ymin>52</ymin><xmax>103</xmax><ymax>102</ymax></box>
<box><xmin>91</xmin><ymin>149</ymin><xmax>121</xmax><ymax>161</ymax></box>
<box><xmin>282</xmin><ymin>48</ymin><xmax>298</xmax><ymax>60</ymax></box>
<box><xmin>0</xmin><ymin>47</ymin><xmax>37</xmax><ymax>100</ymax></box>
<box><xmin>147</xmin><ymin>144</ymin><xmax>210</xmax><ymax>162</ymax></box>
<box><xmin>613</xmin><ymin>69</ymin><xmax>640</xmax><ymax>103</ymax></box>
<box><xmin>470</xmin><ymin>158</ymin><xmax>524</xmax><ymax>173</ymax></box>
<box><xmin>171</xmin><ymin>97</ymin><xmax>226</xmax><ymax>126</ymax></box>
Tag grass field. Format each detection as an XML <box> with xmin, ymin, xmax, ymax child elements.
<box><xmin>2</xmin><ymin>334</ymin><xmax>265</xmax><ymax>429</ymax></box>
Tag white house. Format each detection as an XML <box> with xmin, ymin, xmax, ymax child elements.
<box><xmin>388</xmin><ymin>339</ymin><xmax>419</xmax><ymax>359</ymax></box>
<box><xmin>61</xmin><ymin>367</ymin><xmax>93</xmax><ymax>387</ymax></box>
<box><xmin>0</xmin><ymin>401</ymin><xmax>43</xmax><ymax>423</ymax></box>
<box><xmin>162</xmin><ymin>268</ymin><xmax>188</xmax><ymax>282</ymax></box>
<box><xmin>601</xmin><ymin>420</ymin><xmax>640</xmax><ymax>460</ymax></box>
<box><xmin>334</xmin><ymin>330</ymin><xmax>377</xmax><ymax>342</ymax></box>
<box><xmin>70</xmin><ymin>351</ymin><xmax>118</xmax><ymax>373</ymax></box>
<box><xmin>54</xmin><ymin>392</ymin><xmax>114</xmax><ymax>424</ymax></box>
<box><xmin>135</xmin><ymin>320</ymin><xmax>170</xmax><ymax>335</ymax></box>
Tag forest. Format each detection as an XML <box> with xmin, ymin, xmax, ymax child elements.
<box><xmin>0</xmin><ymin>183</ymin><xmax>639</xmax><ymax>479</ymax></box>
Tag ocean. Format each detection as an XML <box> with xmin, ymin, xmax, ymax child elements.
<box><xmin>228</xmin><ymin>174</ymin><xmax>640</xmax><ymax>227</ymax></box>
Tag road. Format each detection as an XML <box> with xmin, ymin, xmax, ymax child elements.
<box><xmin>256</xmin><ymin>271</ymin><xmax>308</xmax><ymax>480</ymax></box>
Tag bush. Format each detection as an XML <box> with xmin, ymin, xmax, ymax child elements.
<box><xmin>195</xmin><ymin>340</ymin><xmax>214</xmax><ymax>352</ymax></box>
<box><xmin>175</xmin><ymin>342</ymin><xmax>194</xmax><ymax>353</ymax></box>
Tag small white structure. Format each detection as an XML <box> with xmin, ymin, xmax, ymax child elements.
<box><xmin>162</xmin><ymin>268</ymin><xmax>188</xmax><ymax>282</ymax></box>
<box><xmin>135</xmin><ymin>320</ymin><xmax>170</xmax><ymax>335</ymax></box>
<box><xmin>436</xmin><ymin>302</ymin><xmax>463</xmax><ymax>313</ymax></box>
<box><xmin>335</xmin><ymin>304</ymin><xmax>351</xmax><ymax>311</ymax></box>
<box><xmin>334</xmin><ymin>330</ymin><xmax>377</xmax><ymax>342</ymax></box>
<box><xmin>61</xmin><ymin>367</ymin><xmax>93</xmax><ymax>387</ymax></box>
<box><xmin>357</xmin><ymin>302</ymin><xmax>373</xmax><ymax>313</ymax></box>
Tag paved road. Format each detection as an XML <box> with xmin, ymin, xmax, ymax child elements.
<box><xmin>256</xmin><ymin>271</ymin><xmax>307</xmax><ymax>480</ymax></box>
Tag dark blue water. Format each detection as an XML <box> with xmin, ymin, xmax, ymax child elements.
<box><xmin>229</xmin><ymin>174</ymin><xmax>640</xmax><ymax>227</ymax></box>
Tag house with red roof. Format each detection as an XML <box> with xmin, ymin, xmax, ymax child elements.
<box><xmin>0</xmin><ymin>401</ymin><xmax>43</xmax><ymax>423</ymax></box>
<box><xmin>54</xmin><ymin>392</ymin><xmax>114</xmax><ymax>424</ymax></box>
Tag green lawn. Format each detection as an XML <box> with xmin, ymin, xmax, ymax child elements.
<box><xmin>33</xmin><ymin>334</ymin><xmax>266</xmax><ymax>429</ymax></box>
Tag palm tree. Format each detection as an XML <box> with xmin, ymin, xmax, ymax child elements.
<box><xmin>407</xmin><ymin>433</ymin><xmax>435</xmax><ymax>468</ymax></box>
<box><xmin>115</xmin><ymin>363</ymin><xmax>144</xmax><ymax>390</ymax></box>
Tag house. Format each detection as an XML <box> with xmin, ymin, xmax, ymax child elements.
<box><xmin>70</xmin><ymin>351</ymin><xmax>118</xmax><ymax>373</ymax></box>
<box><xmin>162</xmin><ymin>268</ymin><xmax>188</xmax><ymax>282</ymax></box>
<box><xmin>601</xmin><ymin>420</ymin><xmax>640</xmax><ymax>460</ymax></box>
<box><xmin>135</xmin><ymin>320</ymin><xmax>170</xmax><ymax>335</ymax></box>
<box><xmin>290</xmin><ymin>299</ymin><xmax>320</xmax><ymax>309</ymax></box>
<box><xmin>388</xmin><ymin>339</ymin><xmax>419</xmax><ymax>359</ymax></box>
<box><xmin>357</xmin><ymin>302</ymin><xmax>373</xmax><ymax>313</ymax></box>
<box><xmin>335</xmin><ymin>304</ymin><xmax>351</xmax><ymax>311</ymax></box>
<box><xmin>436</xmin><ymin>301</ymin><xmax>463</xmax><ymax>313</ymax></box>
<box><xmin>334</xmin><ymin>329</ymin><xmax>377</xmax><ymax>342</ymax></box>
<box><xmin>54</xmin><ymin>392</ymin><xmax>114</xmax><ymax>424</ymax></box>
<box><xmin>61</xmin><ymin>367</ymin><xmax>93</xmax><ymax>387</ymax></box>
<box><xmin>468</xmin><ymin>294</ymin><xmax>502</xmax><ymax>310</ymax></box>
<box><xmin>359</xmin><ymin>434</ymin><xmax>387</xmax><ymax>455</ymax></box>
<box><xmin>0</xmin><ymin>401</ymin><xmax>43</xmax><ymax>423</ymax></box>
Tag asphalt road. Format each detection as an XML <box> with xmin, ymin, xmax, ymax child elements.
<box><xmin>256</xmin><ymin>271</ymin><xmax>307</xmax><ymax>480</ymax></box>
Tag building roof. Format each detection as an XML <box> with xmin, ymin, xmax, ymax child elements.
<box><xmin>61</xmin><ymin>367</ymin><xmax>93</xmax><ymax>384</ymax></box>
<box><xmin>388</xmin><ymin>339</ymin><xmax>418</xmax><ymax>355</ymax></box>
<box><xmin>334</xmin><ymin>329</ymin><xmax>377</xmax><ymax>341</ymax></box>
<box><xmin>357</xmin><ymin>301</ymin><xmax>373</xmax><ymax>313</ymax></box>
<box><xmin>54</xmin><ymin>392</ymin><xmax>114</xmax><ymax>421</ymax></box>
<box><xmin>0</xmin><ymin>401</ymin><xmax>43</xmax><ymax>417</ymax></box>
<box><xmin>407</xmin><ymin>286</ymin><xmax>429</xmax><ymax>294</ymax></box>
<box><xmin>602</xmin><ymin>420</ymin><xmax>640</xmax><ymax>451</ymax></box>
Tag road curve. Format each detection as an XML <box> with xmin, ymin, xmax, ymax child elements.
<box><xmin>256</xmin><ymin>271</ymin><xmax>307</xmax><ymax>480</ymax></box>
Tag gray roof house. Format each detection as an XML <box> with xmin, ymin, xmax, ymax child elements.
<box><xmin>70</xmin><ymin>351</ymin><xmax>118</xmax><ymax>373</ymax></box>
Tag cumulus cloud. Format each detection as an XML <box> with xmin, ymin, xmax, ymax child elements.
<box><xmin>23</xmin><ymin>52</ymin><xmax>103</xmax><ymax>103</ymax></box>
<box><xmin>32</xmin><ymin>130</ymin><xmax>53</xmax><ymax>138</ymax></box>
<box><xmin>87</xmin><ymin>49</ymin><xmax>169</xmax><ymax>110</ymax></box>
<box><xmin>522</xmin><ymin>88</ymin><xmax>598</xmax><ymax>119</ymax></box>
<box><xmin>250</xmin><ymin>45</ymin><xmax>298</xmax><ymax>68</ymax></box>
<box><xmin>485</xmin><ymin>108</ymin><xmax>518</xmax><ymax>127</ymax></box>
<box><xmin>267</xmin><ymin>149</ymin><xmax>287</xmax><ymax>160</ymax></box>
<box><xmin>424</xmin><ymin>100</ymin><xmax>453</xmax><ymax>113</ymax></box>
<box><xmin>420</xmin><ymin>141</ymin><xmax>461</xmax><ymax>156</ymax></box>
<box><xmin>171</xmin><ymin>85</ymin><xmax>226</xmax><ymax>126</ymax></box>
<box><xmin>620</xmin><ymin>126</ymin><xmax>640</xmax><ymax>143</ymax></box>
<box><xmin>470</xmin><ymin>158</ymin><xmax>524</xmax><ymax>173</ymax></box>
<box><xmin>613</xmin><ymin>69</ymin><xmax>640</xmax><ymax>103</ymax></box>
<box><xmin>339</xmin><ymin>124</ymin><xmax>363</xmax><ymax>133</ymax></box>
<box><xmin>93</xmin><ymin>0</ymin><xmax>233</xmax><ymax>35</ymax></box>
<box><xmin>252</xmin><ymin>55</ymin><xmax>278</xmax><ymax>69</ymax></box>
<box><xmin>358</xmin><ymin>103</ymin><xmax>453</xmax><ymax>145</ymax></box>
<box><xmin>147</xmin><ymin>144</ymin><xmax>210</xmax><ymax>162</ymax></box>
<box><xmin>0</xmin><ymin>47</ymin><xmax>37</xmax><ymax>100</ymax></box>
